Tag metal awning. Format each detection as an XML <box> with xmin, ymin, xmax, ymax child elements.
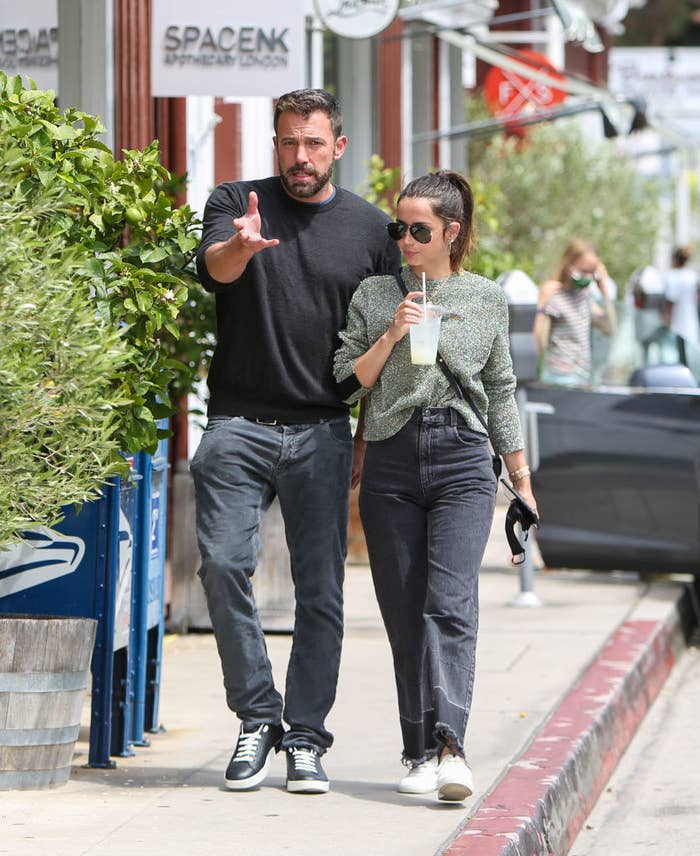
<box><xmin>398</xmin><ymin>0</ymin><xmax>646</xmax><ymax>52</ymax></box>
<box><xmin>438</xmin><ymin>30</ymin><xmax>637</xmax><ymax>134</ymax></box>
<box><xmin>400</xmin><ymin>0</ymin><xmax>498</xmax><ymax>29</ymax></box>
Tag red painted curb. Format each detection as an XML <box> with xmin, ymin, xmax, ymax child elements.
<box><xmin>441</xmin><ymin>612</ymin><xmax>684</xmax><ymax>856</ymax></box>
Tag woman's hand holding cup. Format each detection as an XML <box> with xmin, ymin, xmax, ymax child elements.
<box><xmin>387</xmin><ymin>291</ymin><xmax>425</xmax><ymax>344</ymax></box>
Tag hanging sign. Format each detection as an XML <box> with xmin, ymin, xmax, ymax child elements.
<box><xmin>313</xmin><ymin>0</ymin><xmax>400</xmax><ymax>39</ymax></box>
<box><xmin>484</xmin><ymin>50</ymin><xmax>567</xmax><ymax>119</ymax></box>
<box><xmin>0</xmin><ymin>0</ymin><xmax>59</xmax><ymax>92</ymax></box>
<box><xmin>151</xmin><ymin>0</ymin><xmax>305</xmax><ymax>97</ymax></box>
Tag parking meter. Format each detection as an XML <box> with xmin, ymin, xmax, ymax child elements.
<box><xmin>497</xmin><ymin>269</ymin><xmax>539</xmax><ymax>384</ymax></box>
<box><xmin>497</xmin><ymin>270</ymin><xmax>542</xmax><ymax>607</ymax></box>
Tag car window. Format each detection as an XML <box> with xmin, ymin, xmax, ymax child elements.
<box><xmin>592</xmin><ymin>298</ymin><xmax>700</xmax><ymax>387</ymax></box>
<box><xmin>592</xmin><ymin>297</ymin><xmax>643</xmax><ymax>386</ymax></box>
<box><xmin>682</xmin><ymin>338</ymin><xmax>700</xmax><ymax>382</ymax></box>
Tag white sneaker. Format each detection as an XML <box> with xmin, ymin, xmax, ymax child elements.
<box><xmin>437</xmin><ymin>754</ymin><xmax>473</xmax><ymax>802</ymax></box>
<box><xmin>398</xmin><ymin>758</ymin><xmax>438</xmax><ymax>794</ymax></box>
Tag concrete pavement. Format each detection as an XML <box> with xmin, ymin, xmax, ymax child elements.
<box><xmin>0</xmin><ymin>504</ymin><xmax>695</xmax><ymax>856</ymax></box>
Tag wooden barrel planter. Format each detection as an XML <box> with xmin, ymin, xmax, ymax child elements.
<box><xmin>0</xmin><ymin>615</ymin><xmax>97</xmax><ymax>789</ymax></box>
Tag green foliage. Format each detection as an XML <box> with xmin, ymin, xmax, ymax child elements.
<box><xmin>0</xmin><ymin>179</ymin><xmax>130</xmax><ymax>544</ymax></box>
<box><xmin>167</xmin><ymin>280</ymin><xmax>216</xmax><ymax>401</ymax></box>
<box><xmin>462</xmin><ymin>91</ymin><xmax>496</xmax><ymax>171</ymax></box>
<box><xmin>615</xmin><ymin>0</ymin><xmax>692</xmax><ymax>46</ymax></box>
<box><xmin>474</xmin><ymin>122</ymin><xmax>662</xmax><ymax>287</ymax></box>
<box><xmin>0</xmin><ymin>71</ymin><xmax>202</xmax><ymax>457</ymax></box>
<box><xmin>360</xmin><ymin>154</ymin><xmax>401</xmax><ymax>214</ymax></box>
<box><xmin>469</xmin><ymin>175</ymin><xmax>521</xmax><ymax>280</ymax></box>
<box><xmin>0</xmin><ymin>71</ymin><xmax>205</xmax><ymax>543</ymax></box>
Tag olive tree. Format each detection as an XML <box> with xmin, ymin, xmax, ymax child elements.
<box><xmin>472</xmin><ymin>121</ymin><xmax>662</xmax><ymax>286</ymax></box>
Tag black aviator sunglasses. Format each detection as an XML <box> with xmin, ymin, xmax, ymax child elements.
<box><xmin>387</xmin><ymin>220</ymin><xmax>433</xmax><ymax>244</ymax></box>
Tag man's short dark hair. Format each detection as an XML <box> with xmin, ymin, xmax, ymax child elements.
<box><xmin>274</xmin><ymin>89</ymin><xmax>343</xmax><ymax>139</ymax></box>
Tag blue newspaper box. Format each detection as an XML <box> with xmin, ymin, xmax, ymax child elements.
<box><xmin>130</xmin><ymin>436</ymin><xmax>169</xmax><ymax>746</ymax></box>
<box><xmin>0</xmin><ymin>460</ymin><xmax>143</xmax><ymax>768</ymax></box>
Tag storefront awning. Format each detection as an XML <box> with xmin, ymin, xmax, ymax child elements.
<box><xmin>437</xmin><ymin>30</ymin><xmax>636</xmax><ymax>134</ymax></box>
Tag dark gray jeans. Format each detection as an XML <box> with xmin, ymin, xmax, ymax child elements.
<box><xmin>359</xmin><ymin>407</ymin><xmax>496</xmax><ymax>763</ymax></box>
<box><xmin>190</xmin><ymin>415</ymin><xmax>353</xmax><ymax>753</ymax></box>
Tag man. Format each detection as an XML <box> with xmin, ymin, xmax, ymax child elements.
<box><xmin>191</xmin><ymin>89</ymin><xmax>400</xmax><ymax>794</ymax></box>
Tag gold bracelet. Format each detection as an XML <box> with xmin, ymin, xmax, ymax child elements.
<box><xmin>508</xmin><ymin>465</ymin><xmax>531</xmax><ymax>483</ymax></box>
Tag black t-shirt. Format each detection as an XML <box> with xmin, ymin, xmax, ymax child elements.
<box><xmin>196</xmin><ymin>176</ymin><xmax>401</xmax><ymax>422</ymax></box>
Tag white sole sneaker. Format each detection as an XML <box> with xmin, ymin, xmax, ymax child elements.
<box><xmin>437</xmin><ymin>780</ymin><xmax>473</xmax><ymax>802</ymax></box>
<box><xmin>224</xmin><ymin>747</ymin><xmax>275</xmax><ymax>791</ymax></box>
<box><xmin>285</xmin><ymin>748</ymin><xmax>330</xmax><ymax>794</ymax></box>
<box><xmin>437</xmin><ymin>755</ymin><xmax>474</xmax><ymax>802</ymax></box>
<box><xmin>287</xmin><ymin>778</ymin><xmax>330</xmax><ymax>794</ymax></box>
<box><xmin>398</xmin><ymin>759</ymin><xmax>439</xmax><ymax>794</ymax></box>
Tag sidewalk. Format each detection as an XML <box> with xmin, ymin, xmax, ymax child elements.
<box><xmin>1</xmin><ymin>506</ymin><xmax>693</xmax><ymax>856</ymax></box>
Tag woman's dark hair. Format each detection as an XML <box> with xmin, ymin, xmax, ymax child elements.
<box><xmin>672</xmin><ymin>245</ymin><xmax>693</xmax><ymax>267</ymax></box>
<box><xmin>274</xmin><ymin>89</ymin><xmax>342</xmax><ymax>139</ymax></box>
<box><xmin>397</xmin><ymin>170</ymin><xmax>475</xmax><ymax>272</ymax></box>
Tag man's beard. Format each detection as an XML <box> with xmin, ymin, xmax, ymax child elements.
<box><xmin>279</xmin><ymin>161</ymin><xmax>334</xmax><ymax>199</ymax></box>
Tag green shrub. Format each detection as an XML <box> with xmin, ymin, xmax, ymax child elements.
<box><xmin>474</xmin><ymin>122</ymin><xmax>662</xmax><ymax>287</ymax></box>
<box><xmin>0</xmin><ymin>72</ymin><xmax>201</xmax><ymax>544</ymax></box>
<box><xmin>0</xmin><ymin>182</ymin><xmax>130</xmax><ymax>543</ymax></box>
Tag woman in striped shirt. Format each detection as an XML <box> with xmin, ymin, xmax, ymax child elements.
<box><xmin>534</xmin><ymin>239</ymin><xmax>616</xmax><ymax>386</ymax></box>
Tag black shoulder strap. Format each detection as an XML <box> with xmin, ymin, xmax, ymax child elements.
<box><xmin>392</xmin><ymin>272</ymin><xmax>490</xmax><ymax>435</ymax></box>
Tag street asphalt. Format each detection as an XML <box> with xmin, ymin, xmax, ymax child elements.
<box><xmin>1</xmin><ymin>503</ymin><xmax>695</xmax><ymax>856</ymax></box>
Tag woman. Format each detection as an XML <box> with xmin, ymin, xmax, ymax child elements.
<box><xmin>534</xmin><ymin>239</ymin><xmax>616</xmax><ymax>387</ymax></box>
<box><xmin>334</xmin><ymin>171</ymin><xmax>536</xmax><ymax>802</ymax></box>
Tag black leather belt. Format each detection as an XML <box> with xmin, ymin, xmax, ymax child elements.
<box><xmin>409</xmin><ymin>407</ymin><xmax>466</xmax><ymax>427</ymax></box>
<box><xmin>240</xmin><ymin>415</ymin><xmax>347</xmax><ymax>427</ymax></box>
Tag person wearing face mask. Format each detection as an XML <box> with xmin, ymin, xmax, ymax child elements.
<box><xmin>534</xmin><ymin>239</ymin><xmax>616</xmax><ymax>387</ymax></box>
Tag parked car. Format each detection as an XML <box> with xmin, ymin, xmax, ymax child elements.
<box><xmin>528</xmin><ymin>299</ymin><xmax>700</xmax><ymax>575</ymax></box>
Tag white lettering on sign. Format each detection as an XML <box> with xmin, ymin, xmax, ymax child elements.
<box><xmin>151</xmin><ymin>0</ymin><xmax>305</xmax><ymax>97</ymax></box>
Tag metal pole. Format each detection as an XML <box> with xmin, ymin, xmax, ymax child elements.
<box><xmin>401</xmin><ymin>23</ymin><xmax>413</xmax><ymax>180</ymax></box>
<box><xmin>511</xmin><ymin>387</ymin><xmax>542</xmax><ymax>608</ymax></box>
<box><xmin>58</xmin><ymin>0</ymin><xmax>115</xmax><ymax>153</ymax></box>
<box><xmin>309</xmin><ymin>15</ymin><xmax>324</xmax><ymax>90</ymax></box>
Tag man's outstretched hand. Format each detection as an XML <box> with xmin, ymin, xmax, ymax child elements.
<box><xmin>232</xmin><ymin>191</ymin><xmax>280</xmax><ymax>254</ymax></box>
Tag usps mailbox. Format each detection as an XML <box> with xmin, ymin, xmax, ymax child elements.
<box><xmin>0</xmin><ymin>463</ymin><xmax>143</xmax><ymax>767</ymax></box>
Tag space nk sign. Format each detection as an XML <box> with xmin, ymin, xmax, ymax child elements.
<box><xmin>151</xmin><ymin>0</ymin><xmax>305</xmax><ymax>98</ymax></box>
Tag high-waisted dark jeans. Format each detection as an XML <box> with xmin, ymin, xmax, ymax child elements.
<box><xmin>190</xmin><ymin>415</ymin><xmax>353</xmax><ymax>753</ymax></box>
<box><xmin>360</xmin><ymin>407</ymin><xmax>497</xmax><ymax>763</ymax></box>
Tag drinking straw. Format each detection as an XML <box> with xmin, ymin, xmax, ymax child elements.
<box><xmin>422</xmin><ymin>272</ymin><xmax>427</xmax><ymax>322</ymax></box>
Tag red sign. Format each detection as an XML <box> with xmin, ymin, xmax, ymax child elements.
<box><xmin>484</xmin><ymin>50</ymin><xmax>567</xmax><ymax>118</ymax></box>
